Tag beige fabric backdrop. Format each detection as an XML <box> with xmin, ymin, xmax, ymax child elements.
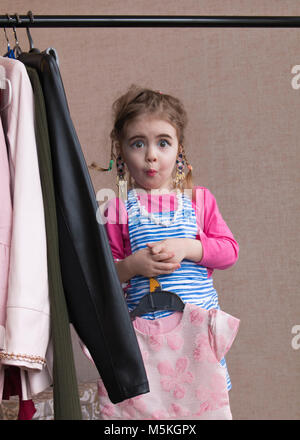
<box><xmin>1</xmin><ymin>0</ymin><xmax>299</xmax><ymax>420</ymax></box>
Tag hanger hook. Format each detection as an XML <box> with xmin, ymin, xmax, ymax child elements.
<box><xmin>6</xmin><ymin>13</ymin><xmax>13</xmax><ymax>26</ymax></box>
<box><xmin>26</xmin><ymin>11</ymin><xmax>35</xmax><ymax>50</ymax></box>
<box><xmin>12</xmin><ymin>27</ymin><xmax>18</xmax><ymax>45</ymax></box>
<box><xmin>12</xmin><ymin>14</ymin><xmax>20</xmax><ymax>46</ymax></box>
<box><xmin>4</xmin><ymin>15</ymin><xmax>15</xmax><ymax>58</ymax></box>
<box><xmin>5</xmin><ymin>13</ymin><xmax>13</xmax><ymax>43</ymax></box>
<box><xmin>15</xmin><ymin>13</ymin><xmax>22</xmax><ymax>25</ymax></box>
<box><xmin>3</xmin><ymin>27</ymin><xmax>10</xmax><ymax>51</ymax></box>
<box><xmin>12</xmin><ymin>14</ymin><xmax>23</xmax><ymax>57</ymax></box>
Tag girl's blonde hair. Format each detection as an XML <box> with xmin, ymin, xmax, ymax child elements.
<box><xmin>90</xmin><ymin>84</ymin><xmax>193</xmax><ymax>190</ymax></box>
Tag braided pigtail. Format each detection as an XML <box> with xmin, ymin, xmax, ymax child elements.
<box><xmin>181</xmin><ymin>145</ymin><xmax>193</xmax><ymax>190</ymax></box>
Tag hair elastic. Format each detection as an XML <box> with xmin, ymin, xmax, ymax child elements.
<box><xmin>89</xmin><ymin>158</ymin><xmax>113</xmax><ymax>172</ymax></box>
<box><xmin>106</xmin><ymin>159</ymin><xmax>114</xmax><ymax>171</ymax></box>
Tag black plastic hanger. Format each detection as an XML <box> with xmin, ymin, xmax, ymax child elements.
<box><xmin>15</xmin><ymin>11</ymin><xmax>40</xmax><ymax>56</ymax></box>
<box><xmin>26</xmin><ymin>11</ymin><xmax>35</xmax><ymax>51</ymax></box>
<box><xmin>13</xmin><ymin>11</ymin><xmax>59</xmax><ymax>64</ymax></box>
<box><xmin>130</xmin><ymin>278</ymin><xmax>185</xmax><ymax>320</ymax></box>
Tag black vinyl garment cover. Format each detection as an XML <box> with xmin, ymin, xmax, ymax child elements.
<box><xmin>18</xmin><ymin>52</ymin><xmax>149</xmax><ymax>404</ymax></box>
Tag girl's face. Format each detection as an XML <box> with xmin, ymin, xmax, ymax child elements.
<box><xmin>120</xmin><ymin>113</ymin><xmax>180</xmax><ymax>192</ymax></box>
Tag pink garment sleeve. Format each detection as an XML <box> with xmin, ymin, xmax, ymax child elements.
<box><xmin>197</xmin><ymin>188</ymin><xmax>239</xmax><ymax>276</ymax></box>
<box><xmin>208</xmin><ymin>309</ymin><xmax>240</xmax><ymax>362</ymax></box>
<box><xmin>103</xmin><ymin>197</ymin><xmax>131</xmax><ymax>261</ymax></box>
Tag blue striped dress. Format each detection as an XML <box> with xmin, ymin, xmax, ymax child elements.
<box><xmin>125</xmin><ymin>189</ymin><xmax>232</xmax><ymax>390</ymax></box>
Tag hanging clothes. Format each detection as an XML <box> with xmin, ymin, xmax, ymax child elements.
<box><xmin>18</xmin><ymin>51</ymin><xmax>149</xmax><ymax>404</ymax></box>
<box><xmin>0</xmin><ymin>56</ymin><xmax>52</xmax><ymax>407</ymax></box>
<box><xmin>24</xmin><ymin>65</ymin><xmax>82</xmax><ymax>420</ymax></box>
<box><xmin>1</xmin><ymin>75</ymin><xmax>37</xmax><ymax>420</ymax></box>
<box><xmin>0</xmin><ymin>107</ymin><xmax>28</xmax><ymax>419</ymax></box>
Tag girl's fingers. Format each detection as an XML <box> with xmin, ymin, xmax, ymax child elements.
<box><xmin>150</xmin><ymin>246</ymin><xmax>162</xmax><ymax>255</ymax></box>
<box><xmin>161</xmin><ymin>254</ymin><xmax>177</xmax><ymax>263</ymax></box>
<box><xmin>147</xmin><ymin>242</ymin><xmax>164</xmax><ymax>254</ymax></box>
<box><xmin>151</xmin><ymin>252</ymin><xmax>174</xmax><ymax>261</ymax></box>
<box><xmin>146</xmin><ymin>242</ymin><xmax>157</xmax><ymax>250</ymax></box>
<box><xmin>153</xmin><ymin>268</ymin><xmax>178</xmax><ymax>275</ymax></box>
<box><xmin>149</xmin><ymin>261</ymin><xmax>180</xmax><ymax>276</ymax></box>
<box><xmin>154</xmin><ymin>262</ymin><xmax>180</xmax><ymax>272</ymax></box>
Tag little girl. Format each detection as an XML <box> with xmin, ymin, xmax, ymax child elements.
<box><xmin>91</xmin><ymin>85</ymin><xmax>239</xmax><ymax>419</ymax></box>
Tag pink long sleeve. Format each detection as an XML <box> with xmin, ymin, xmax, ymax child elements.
<box><xmin>103</xmin><ymin>188</ymin><xmax>239</xmax><ymax>278</ymax></box>
<box><xmin>103</xmin><ymin>197</ymin><xmax>131</xmax><ymax>261</ymax></box>
<box><xmin>198</xmin><ymin>188</ymin><xmax>239</xmax><ymax>276</ymax></box>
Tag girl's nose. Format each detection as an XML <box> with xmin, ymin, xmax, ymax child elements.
<box><xmin>145</xmin><ymin>145</ymin><xmax>157</xmax><ymax>162</ymax></box>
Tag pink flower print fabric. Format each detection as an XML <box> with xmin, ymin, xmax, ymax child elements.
<box><xmin>117</xmin><ymin>395</ymin><xmax>148</xmax><ymax>419</ymax></box>
<box><xmin>193</xmin><ymin>334</ymin><xmax>218</xmax><ymax>363</ymax></box>
<box><xmin>189</xmin><ymin>307</ymin><xmax>205</xmax><ymax>326</ymax></box>
<box><xmin>92</xmin><ymin>304</ymin><xmax>239</xmax><ymax>420</ymax></box>
<box><xmin>194</xmin><ymin>372</ymin><xmax>229</xmax><ymax>416</ymax></box>
<box><xmin>166</xmin><ymin>333</ymin><xmax>184</xmax><ymax>351</ymax></box>
<box><xmin>149</xmin><ymin>334</ymin><xmax>164</xmax><ymax>352</ymax></box>
<box><xmin>158</xmin><ymin>357</ymin><xmax>194</xmax><ymax>399</ymax></box>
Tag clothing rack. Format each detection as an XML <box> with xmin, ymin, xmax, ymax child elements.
<box><xmin>0</xmin><ymin>15</ymin><xmax>300</xmax><ymax>28</ymax></box>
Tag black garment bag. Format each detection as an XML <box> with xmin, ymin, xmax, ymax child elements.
<box><xmin>18</xmin><ymin>51</ymin><xmax>149</xmax><ymax>404</ymax></box>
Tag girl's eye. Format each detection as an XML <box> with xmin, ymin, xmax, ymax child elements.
<box><xmin>159</xmin><ymin>139</ymin><xmax>170</xmax><ymax>148</ymax></box>
<box><xmin>131</xmin><ymin>140</ymin><xmax>145</xmax><ymax>149</ymax></box>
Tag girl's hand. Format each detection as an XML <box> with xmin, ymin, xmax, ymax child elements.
<box><xmin>147</xmin><ymin>239</ymin><xmax>186</xmax><ymax>264</ymax></box>
<box><xmin>132</xmin><ymin>247</ymin><xmax>181</xmax><ymax>278</ymax></box>
<box><xmin>115</xmin><ymin>239</ymin><xmax>202</xmax><ymax>283</ymax></box>
<box><xmin>147</xmin><ymin>238</ymin><xmax>203</xmax><ymax>264</ymax></box>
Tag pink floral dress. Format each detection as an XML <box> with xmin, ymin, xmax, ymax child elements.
<box><xmin>96</xmin><ymin>303</ymin><xmax>240</xmax><ymax>420</ymax></box>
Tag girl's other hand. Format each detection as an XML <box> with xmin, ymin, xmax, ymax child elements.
<box><xmin>147</xmin><ymin>238</ymin><xmax>203</xmax><ymax>264</ymax></box>
<box><xmin>146</xmin><ymin>239</ymin><xmax>186</xmax><ymax>264</ymax></box>
<box><xmin>132</xmin><ymin>247</ymin><xmax>180</xmax><ymax>278</ymax></box>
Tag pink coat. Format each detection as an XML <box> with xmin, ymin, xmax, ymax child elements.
<box><xmin>0</xmin><ymin>57</ymin><xmax>52</xmax><ymax>401</ymax></box>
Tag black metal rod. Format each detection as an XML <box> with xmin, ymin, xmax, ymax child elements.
<box><xmin>1</xmin><ymin>15</ymin><xmax>300</xmax><ymax>28</ymax></box>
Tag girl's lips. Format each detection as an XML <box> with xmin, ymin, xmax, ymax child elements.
<box><xmin>146</xmin><ymin>169</ymin><xmax>157</xmax><ymax>176</ymax></box>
